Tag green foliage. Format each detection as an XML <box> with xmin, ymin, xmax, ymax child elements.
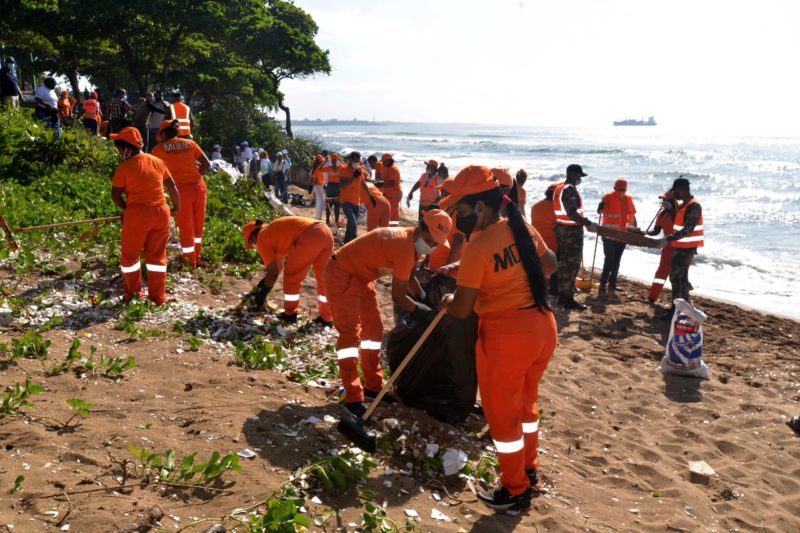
<box><xmin>248</xmin><ymin>486</ymin><xmax>310</xmax><ymax>533</ymax></box>
<box><xmin>462</xmin><ymin>453</ymin><xmax>500</xmax><ymax>485</ymax></box>
<box><xmin>57</xmin><ymin>398</ymin><xmax>93</xmax><ymax>428</ymax></box>
<box><xmin>0</xmin><ymin>331</ymin><xmax>51</xmax><ymax>363</ymax></box>
<box><xmin>0</xmin><ymin>109</ymin><xmax>119</xmax><ymax>184</ymax></box>
<box><xmin>187</xmin><ymin>336</ymin><xmax>204</xmax><ymax>352</ymax></box>
<box><xmin>46</xmin><ymin>338</ymin><xmax>89</xmax><ymax>376</ymax></box>
<box><xmin>0</xmin><ymin>380</ymin><xmax>44</xmax><ymax>417</ymax></box>
<box><xmin>127</xmin><ymin>444</ymin><xmax>241</xmax><ymax>487</ymax></box>
<box><xmin>304</xmin><ymin>450</ymin><xmax>378</xmax><ymax>493</ymax></box>
<box><xmin>8</xmin><ymin>475</ymin><xmax>24</xmax><ymax>495</ymax></box>
<box><xmin>358</xmin><ymin>490</ymin><xmax>398</xmax><ymax>532</ymax></box>
<box><xmin>233</xmin><ymin>336</ymin><xmax>284</xmax><ymax>370</ymax></box>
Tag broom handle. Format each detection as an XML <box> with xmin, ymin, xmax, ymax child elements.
<box><xmin>13</xmin><ymin>216</ymin><xmax>121</xmax><ymax>233</ymax></box>
<box><xmin>362</xmin><ymin>307</ymin><xmax>447</xmax><ymax>421</ymax></box>
<box><xmin>588</xmin><ymin>217</ymin><xmax>600</xmax><ymax>293</ymax></box>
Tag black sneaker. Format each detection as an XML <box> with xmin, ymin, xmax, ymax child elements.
<box><xmin>477</xmin><ymin>486</ymin><xmax>532</xmax><ymax>511</ymax></box>
<box><xmin>598</xmin><ymin>283</ymin><xmax>607</xmax><ymax>294</ymax></box>
<box><xmin>560</xmin><ymin>297</ymin><xmax>587</xmax><ymax>311</ymax></box>
<box><xmin>312</xmin><ymin>316</ymin><xmax>333</xmax><ymax>327</ymax></box>
<box><xmin>787</xmin><ymin>415</ymin><xmax>800</xmax><ymax>435</ymax></box>
<box><xmin>277</xmin><ymin>311</ymin><xmax>298</xmax><ymax>324</ymax></box>
<box><xmin>344</xmin><ymin>401</ymin><xmax>367</xmax><ymax>418</ymax></box>
<box><xmin>526</xmin><ymin>468</ymin><xmax>539</xmax><ymax>487</ymax></box>
<box><xmin>364</xmin><ymin>389</ymin><xmax>397</xmax><ymax>404</ymax></box>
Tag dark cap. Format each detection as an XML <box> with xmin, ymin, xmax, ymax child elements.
<box><xmin>672</xmin><ymin>177</ymin><xmax>691</xmax><ymax>190</ymax></box>
<box><xmin>566</xmin><ymin>164</ymin><xmax>587</xmax><ymax>177</ymax></box>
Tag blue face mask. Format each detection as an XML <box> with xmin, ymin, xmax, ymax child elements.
<box><xmin>415</xmin><ymin>237</ymin><xmax>437</xmax><ymax>255</ymax></box>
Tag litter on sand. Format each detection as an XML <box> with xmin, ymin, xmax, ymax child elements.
<box><xmin>431</xmin><ymin>509</ymin><xmax>452</xmax><ymax>522</ymax></box>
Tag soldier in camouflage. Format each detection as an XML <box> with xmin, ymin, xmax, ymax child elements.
<box><xmin>554</xmin><ymin>164</ymin><xmax>598</xmax><ymax>311</ymax></box>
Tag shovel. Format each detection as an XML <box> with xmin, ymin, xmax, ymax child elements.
<box><xmin>338</xmin><ymin>307</ymin><xmax>447</xmax><ymax>452</ymax></box>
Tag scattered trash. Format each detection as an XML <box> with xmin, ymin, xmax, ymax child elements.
<box><xmin>382</xmin><ymin>418</ymin><xmax>400</xmax><ymax>431</ymax></box>
<box><xmin>659</xmin><ymin>299</ymin><xmax>710</xmax><ymax>379</ymax></box>
<box><xmin>323</xmin><ymin>415</ymin><xmax>336</xmax><ymax>423</ymax></box>
<box><xmin>404</xmin><ymin>509</ymin><xmax>419</xmax><ymax>518</ymax></box>
<box><xmin>431</xmin><ymin>509</ymin><xmax>452</xmax><ymax>522</ymax></box>
<box><xmin>237</xmin><ymin>449</ymin><xmax>257</xmax><ymax>459</ymax></box>
<box><xmin>441</xmin><ymin>448</ymin><xmax>468</xmax><ymax>476</ymax></box>
<box><xmin>310</xmin><ymin>496</ymin><xmax>322</xmax><ymax>505</ymax></box>
<box><xmin>688</xmin><ymin>460</ymin><xmax>716</xmax><ymax>484</ymax></box>
<box><xmin>629</xmin><ymin>508</ymin><xmax>640</xmax><ymax>514</ymax></box>
<box><xmin>425</xmin><ymin>443</ymin><xmax>439</xmax><ymax>458</ymax></box>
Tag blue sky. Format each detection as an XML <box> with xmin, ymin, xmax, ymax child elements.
<box><xmin>282</xmin><ymin>0</ymin><xmax>799</xmax><ymax>133</ymax></box>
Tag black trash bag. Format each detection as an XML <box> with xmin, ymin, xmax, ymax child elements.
<box><xmin>387</xmin><ymin>273</ymin><xmax>477</xmax><ymax>425</ymax></box>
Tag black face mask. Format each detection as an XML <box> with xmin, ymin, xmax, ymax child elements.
<box><xmin>455</xmin><ymin>212</ymin><xmax>479</xmax><ymax>239</ymax></box>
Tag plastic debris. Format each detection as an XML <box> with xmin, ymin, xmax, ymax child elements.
<box><xmin>404</xmin><ymin>509</ymin><xmax>419</xmax><ymax>518</ymax></box>
<box><xmin>431</xmin><ymin>509</ymin><xmax>452</xmax><ymax>522</ymax></box>
<box><xmin>425</xmin><ymin>443</ymin><xmax>439</xmax><ymax>458</ymax></box>
<box><xmin>237</xmin><ymin>449</ymin><xmax>256</xmax><ymax>459</ymax></box>
<box><xmin>441</xmin><ymin>448</ymin><xmax>468</xmax><ymax>476</ymax></box>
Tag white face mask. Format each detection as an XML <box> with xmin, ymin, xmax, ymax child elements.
<box><xmin>415</xmin><ymin>237</ymin><xmax>437</xmax><ymax>255</ymax></box>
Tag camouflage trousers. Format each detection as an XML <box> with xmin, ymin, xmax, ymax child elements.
<box><xmin>669</xmin><ymin>248</ymin><xmax>695</xmax><ymax>301</ymax></box>
<box><xmin>555</xmin><ymin>224</ymin><xmax>584</xmax><ymax>298</ymax></box>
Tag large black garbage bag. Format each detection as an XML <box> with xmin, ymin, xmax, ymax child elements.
<box><xmin>387</xmin><ymin>273</ymin><xmax>477</xmax><ymax>425</ymax></box>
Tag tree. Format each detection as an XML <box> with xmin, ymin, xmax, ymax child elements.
<box><xmin>247</xmin><ymin>0</ymin><xmax>331</xmax><ymax>137</ymax></box>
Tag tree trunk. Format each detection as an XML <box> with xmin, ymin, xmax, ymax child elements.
<box><xmin>68</xmin><ymin>70</ymin><xmax>82</xmax><ymax>102</ymax></box>
<box><xmin>278</xmin><ymin>98</ymin><xmax>293</xmax><ymax>139</ymax></box>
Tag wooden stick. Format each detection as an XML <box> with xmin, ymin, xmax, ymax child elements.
<box><xmin>0</xmin><ymin>214</ymin><xmax>19</xmax><ymax>251</ymax></box>
<box><xmin>361</xmin><ymin>307</ymin><xmax>447</xmax><ymax>422</ymax></box>
<box><xmin>12</xmin><ymin>216</ymin><xmax>121</xmax><ymax>233</ymax></box>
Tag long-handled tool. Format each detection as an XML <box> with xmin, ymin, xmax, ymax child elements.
<box><xmin>0</xmin><ymin>215</ymin><xmax>121</xmax><ymax>252</ymax></box>
<box><xmin>338</xmin><ymin>307</ymin><xmax>447</xmax><ymax>452</ymax></box>
<box><xmin>588</xmin><ymin>217</ymin><xmax>600</xmax><ymax>294</ymax></box>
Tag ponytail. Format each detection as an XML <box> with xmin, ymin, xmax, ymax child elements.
<box><xmin>509</xmin><ymin>182</ymin><xmax>520</xmax><ymax>207</ymax></box>
<box><xmin>463</xmin><ymin>189</ymin><xmax>549</xmax><ymax>312</ymax></box>
<box><xmin>311</xmin><ymin>159</ymin><xmax>322</xmax><ymax>173</ymax></box>
<box><xmin>503</xmin><ymin>197</ymin><xmax>550</xmax><ymax>312</ymax></box>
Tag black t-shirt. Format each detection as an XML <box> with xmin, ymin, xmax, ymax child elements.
<box><xmin>0</xmin><ymin>67</ymin><xmax>20</xmax><ymax>96</ymax></box>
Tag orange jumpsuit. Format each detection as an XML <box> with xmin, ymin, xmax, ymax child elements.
<box><xmin>427</xmin><ymin>239</ymin><xmax>452</xmax><ymax>271</ymax></box>
<box><xmin>325</xmin><ymin>227</ymin><xmax>418</xmax><ymax>402</ymax></box>
<box><xmin>381</xmin><ymin>165</ymin><xmax>403</xmax><ymax>225</ymax></box>
<box><xmin>152</xmin><ymin>138</ymin><xmax>207</xmax><ymax>267</ymax></box>
<box><xmin>647</xmin><ymin>209</ymin><xmax>693</xmax><ymax>302</ymax></box>
<box><xmin>361</xmin><ymin>182</ymin><xmax>391</xmax><ymax>231</ymax></box>
<box><xmin>457</xmin><ymin>220</ymin><xmax>557</xmax><ymax>496</ymax></box>
<box><xmin>112</xmin><ymin>154</ymin><xmax>173</xmax><ymax>305</ymax></box>
<box><xmin>255</xmin><ymin>217</ymin><xmax>333</xmax><ymax>321</ymax></box>
<box><xmin>530</xmin><ymin>198</ymin><xmax>558</xmax><ymax>255</ymax></box>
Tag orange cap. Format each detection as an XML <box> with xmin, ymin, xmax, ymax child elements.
<box><xmin>437</xmin><ymin>176</ymin><xmax>455</xmax><ymax>194</ymax></box>
<box><xmin>422</xmin><ymin>209</ymin><xmax>452</xmax><ymax>246</ymax></box>
<box><xmin>438</xmin><ymin>165</ymin><xmax>498</xmax><ymax>210</ymax></box>
<box><xmin>614</xmin><ymin>178</ymin><xmax>628</xmax><ymax>191</ymax></box>
<box><xmin>658</xmin><ymin>190</ymin><xmax>674</xmax><ymax>200</ymax></box>
<box><xmin>424</xmin><ymin>159</ymin><xmax>438</xmax><ymax>168</ymax></box>
<box><xmin>491</xmin><ymin>167</ymin><xmax>514</xmax><ymax>187</ymax></box>
<box><xmin>109</xmin><ymin>126</ymin><xmax>144</xmax><ymax>148</ymax></box>
<box><xmin>159</xmin><ymin>119</ymin><xmax>179</xmax><ymax>133</ymax></box>
<box><xmin>381</xmin><ymin>153</ymin><xmax>393</xmax><ymax>161</ymax></box>
<box><xmin>242</xmin><ymin>221</ymin><xmax>261</xmax><ymax>250</ymax></box>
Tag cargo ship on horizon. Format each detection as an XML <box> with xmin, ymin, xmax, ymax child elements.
<box><xmin>614</xmin><ymin>116</ymin><xmax>657</xmax><ymax>126</ymax></box>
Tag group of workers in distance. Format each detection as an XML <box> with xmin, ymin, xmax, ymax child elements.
<box><xmin>108</xmin><ymin>129</ymin><xmax>704</xmax><ymax>512</ymax></box>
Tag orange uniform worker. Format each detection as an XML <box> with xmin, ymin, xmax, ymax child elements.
<box><xmin>361</xmin><ymin>181</ymin><xmax>391</xmax><ymax>231</ymax></box>
<box><xmin>151</xmin><ymin>120</ymin><xmax>211</xmax><ymax>268</ymax></box>
<box><xmin>530</xmin><ymin>184</ymin><xmax>559</xmax><ymax>254</ymax></box>
<box><xmin>325</xmin><ymin>209</ymin><xmax>452</xmax><ymax>416</ymax></box>
<box><xmin>325</xmin><ymin>153</ymin><xmax>343</xmax><ymax>227</ymax></box>
<box><xmin>406</xmin><ymin>160</ymin><xmax>442</xmax><ymax>217</ymax></box>
<box><xmin>168</xmin><ymin>93</ymin><xmax>193</xmax><ymax>138</ymax></box>
<box><xmin>492</xmin><ymin>167</ymin><xmax>514</xmax><ymax>195</ymax></box>
<box><xmin>243</xmin><ymin>216</ymin><xmax>334</xmax><ymax>325</ymax></box>
<box><xmin>596</xmin><ymin>178</ymin><xmax>637</xmax><ymax>292</ymax></box>
<box><xmin>110</xmin><ymin>127</ymin><xmax>181</xmax><ymax>305</ymax></box>
<box><xmin>375</xmin><ymin>153</ymin><xmax>403</xmax><ymax>225</ymax></box>
<box><xmin>337</xmin><ymin>151</ymin><xmax>373</xmax><ymax>243</ymax></box>
<box><xmin>646</xmin><ymin>191</ymin><xmax>686</xmax><ymax>303</ymax></box>
<box><xmin>441</xmin><ymin>165</ymin><xmax>558</xmax><ymax>512</ymax></box>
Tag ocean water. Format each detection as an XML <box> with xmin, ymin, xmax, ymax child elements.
<box><xmin>294</xmin><ymin>123</ymin><xmax>800</xmax><ymax>319</ymax></box>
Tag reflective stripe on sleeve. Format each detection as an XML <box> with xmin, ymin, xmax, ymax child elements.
<box><xmin>146</xmin><ymin>264</ymin><xmax>167</xmax><ymax>273</ymax></box>
<box><xmin>653</xmin><ymin>278</ymin><xmax>666</xmax><ymax>284</ymax></box>
<box><xmin>336</xmin><ymin>347</ymin><xmax>359</xmax><ymax>360</ymax></box>
<box><xmin>284</xmin><ymin>294</ymin><xmax>300</xmax><ymax>302</ymax></box>
<box><xmin>120</xmin><ymin>262</ymin><xmax>141</xmax><ymax>274</ymax></box>
<box><xmin>678</xmin><ymin>235</ymin><xmax>704</xmax><ymax>243</ymax></box>
<box><xmin>194</xmin><ymin>237</ymin><xmax>203</xmax><ymax>243</ymax></box>
<box><xmin>388</xmin><ymin>221</ymin><xmax>400</xmax><ymax>226</ymax></box>
<box><xmin>522</xmin><ymin>421</ymin><xmax>539</xmax><ymax>434</ymax></box>
<box><xmin>182</xmin><ymin>246</ymin><xmax>195</xmax><ymax>254</ymax></box>
<box><xmin>493</xmin><ymin>438</ymin><xmax>525</xmax><ymax>454</ymax></box>
<box><xmin>318</xmin><ymin>295</ymin><xmax>328</xmax><ymax>303</ymax></box>
<box><xmin>360</xmin><ymin>340</ymin><xmax>382</xmax><ymax>350</ymax></box>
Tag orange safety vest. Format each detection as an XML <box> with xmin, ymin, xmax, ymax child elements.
<box><xmin>170</xmin><ymin>101</ymin><xmax>192</xmax><ymax>136</ymax></box>
<box><xmin>83</xmin><ymin>99</ymin><xmax>99</xmax><ymax>120</ymax></box>
<box><xmin>673</xmin><ymin>198</ymin><xmax>704</xmax><ymax>248</ymax></box>
<box><xmin>418</xmin><ymin>172</ymin><xmax>440</xmax><ymax>207</ymax></box>
<box><xmin>600</xmin><ymin>192</ymin><xmax>636</xmax><ymax>231</ymax></box>
<box><xmin>553</xmin><ymin>183</ymin><xmax>584</xmax><ymax>226</ymax></box>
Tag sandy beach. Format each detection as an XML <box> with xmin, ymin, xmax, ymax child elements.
<box><xmin>1</xmin><ymin>201</ymin><xmax>798</xmax><ymax>532</ymax></box>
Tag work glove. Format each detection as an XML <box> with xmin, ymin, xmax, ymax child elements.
<box><xmin>657</xmin><ymin>237</ymin><xmax>669</xmax><ymax>249</ymax></box>
<box><xmin>252</xmin><ymin>279</ymin><xmax>272</xmax><ymax>308</ymax></box>
<box><xmin>410</xmin><ymin>302</ymin><xmax>436</xmax><ymax>323</ymax></box>
<box><xmin>586</xmin><ymin>222</ymin><xmax>598</xmax><ymax>233</ymax></box>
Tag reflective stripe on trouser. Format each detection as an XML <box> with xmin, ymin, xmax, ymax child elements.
<box><xmin>385</xmin><ymin>192</ymin><xmax>402</xmax><ymax>224</ymax></box>
<box><xmin>325</xmin><ymin>262</ymin><xmax>384</xmax><ymax>403</ymax></box>
<box><xmin>175</xmin><ymin>182</ymin><xmax>207</xmax><ymax>267</ymax></box>
<box><xmin>477</xmin><ymin>307</ymin><xmax>557</xmax><ymax>496</ymax></box>
<box><xmin>282</xmin><ymin>223</ymin><xmax>334</xmax><ymax>321</ymax></box>
<box><xmin>367</xmin><ymin>196</ymin><xmax>391</xmax><ymax>231</ymax></box>
<box><xmin>120</xmin><ymin>204</ymin><xmax>170</xmax><ymax>305</ymax></box>
<box><xmin>648</xmin><ymin>245</ymin><xmax>674</xmax><ymax>301</ymax></box>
